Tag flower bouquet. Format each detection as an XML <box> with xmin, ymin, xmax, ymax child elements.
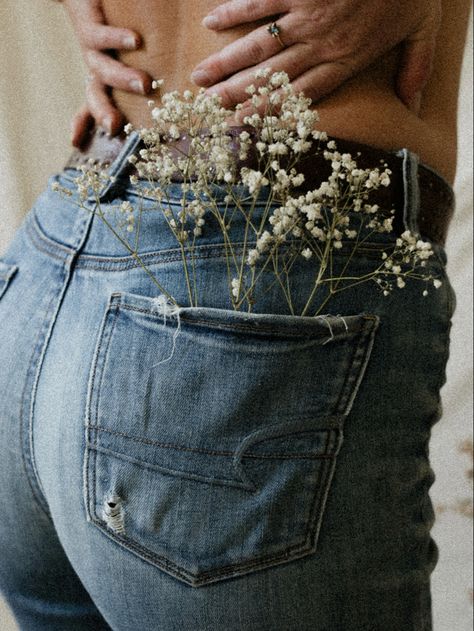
<box><xmin>53</xmin><ymin>69</ymin><xmax>442</xmax><ymax>316</ymax></box>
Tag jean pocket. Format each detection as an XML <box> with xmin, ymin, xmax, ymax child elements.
<box><xmin>84</xmin><ymin>291</ymin><xmax>380</xmax><ymax>586</ymax></box>
<box><xmin>0</xmin><ymin>260</ymin><xmax>18</xmax><ymax>301</ymax></box>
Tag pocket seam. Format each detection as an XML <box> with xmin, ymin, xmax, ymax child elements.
<box><xmin>86</xmin><ymin>449</ymin><xmax>341</xmax><ymax>586</ymax></box>
<box><xmin>112</xmin><ymin>291</ymin><xmax>378</xmax><ymax>339</ymax></box>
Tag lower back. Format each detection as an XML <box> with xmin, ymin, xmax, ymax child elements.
<box><xmin>102</xmin><ymin>0</ymin><xmax>460</xmax><ymax>184</ymax></box>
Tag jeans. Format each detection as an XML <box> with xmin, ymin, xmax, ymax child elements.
<box><xmin>0</xmin><ymin>136</ymin><xmax>456</xmax><ymax>631</ymax></box>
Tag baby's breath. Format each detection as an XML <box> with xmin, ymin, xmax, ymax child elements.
<box><xmin>52</xmin><ymin>69</ymin><xmax>441</xmax><ymax>314</ymax></box>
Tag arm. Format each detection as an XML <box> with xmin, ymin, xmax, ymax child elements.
<box><xmin>60</xmin><ymin>0</ymin><xmax>153</xmax><ymax>145</ymax></box>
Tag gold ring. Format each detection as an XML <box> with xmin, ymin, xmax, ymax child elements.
<box><xmin>267</xmin><ymin>22</ymin><xmax>285</xmax><ymax>48</ymax></box>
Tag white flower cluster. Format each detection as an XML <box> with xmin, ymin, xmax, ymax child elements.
<box><xmin>119</xmin><ymin>201</ymin><xmax>135</xmax><ymax>232</ymax></box>
<box><xmin>242</xmin><ymin>145</ymin><xmax>394</xmax><ymax>266</ymax></box>
<box><xmin>70</xmin><ymin>159</ymin><xmax>115</xmax><ymax>201</ymax></box>
<box><xmin>127</xmin><ymin>88</ymin><xmax>237</xmax><ymax>190</ymax></box>
<box><xmin>52</xmin><ymin>68</ymin><xmax>440</xmax><ymax>312</ymax></box>
<box><xmin>376</xmin><ymin>230</ymin><xmax>442</xmax><ymax>295</ymax></box>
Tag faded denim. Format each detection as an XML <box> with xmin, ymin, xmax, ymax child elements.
<box><xmin>0</xmin><ymin>135</ymin><xmax>456</xmax><ymax>631</ymax></box>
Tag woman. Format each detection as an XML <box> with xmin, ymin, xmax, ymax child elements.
<box><xmin>0</xmin><ymin>1</ymin><xmax>470</xmax><ymax>630</ymax></box>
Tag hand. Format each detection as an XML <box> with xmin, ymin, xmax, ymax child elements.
<box><xmin>191</xmin><ymin>0</ymin><xmax>441</xmax><ymax>112</ymax></box>
<box><xmin>62</xmin><ymin>0</ymin><xmax>153</xmax><ymax>147</ymax></box>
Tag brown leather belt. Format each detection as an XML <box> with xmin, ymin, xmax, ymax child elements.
<box><xmin>65</xmin><ymin>126</ymin><xmax>455</xmax><ymax>247</ymax></box>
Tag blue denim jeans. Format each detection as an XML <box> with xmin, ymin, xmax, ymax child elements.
<box><xmin>0</xmin><ymin>137</ymin><xmax>456</xmax><ymax>631</ymax></box>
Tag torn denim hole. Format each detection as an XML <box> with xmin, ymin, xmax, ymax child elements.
<box><xmin>149</xmin><ymin>294</ymin><xmax>182</xmax><ymax>369</ymax></box>
<box><xmin>103</xmin><ymin>494</ymin><xmax>125</xmax><ymax>534</ymax></box>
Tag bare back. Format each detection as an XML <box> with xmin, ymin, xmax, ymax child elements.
<box><xmin>102</xmin><ymin>0</ymin><xmax>471</xmax><ymax>185</ymax></box>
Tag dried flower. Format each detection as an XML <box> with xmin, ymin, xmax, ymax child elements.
<box><xmin>52</xmin><ymin>69</ymin><xmax>438</xmax><ymax>314</ymax></box>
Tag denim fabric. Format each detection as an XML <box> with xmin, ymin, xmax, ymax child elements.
<box><xmin>0</xmin><ymin>136</ymin><xmax>456</xmax><ymax>631</ymax></box>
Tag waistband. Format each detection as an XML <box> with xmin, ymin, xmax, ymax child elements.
<box><xmin>64</xmin><ymin>126</ymin><xmax>455</xmax><ymax>248</ymax></box>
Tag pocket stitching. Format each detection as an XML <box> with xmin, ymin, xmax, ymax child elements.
<box><xmin>115</xmin><ymin>296</ymin><xmax>377</xmax><ymax>339</ymax></box>
<box><xmin>84</xmin><ymin>297</ymin><xmax>378</xmax><ymax>586</ymax></box>
<box><xmin>85</xmin><ymin>299</ymin><xmax>121</xmax><ymax>524</ymax></box>
<box><xmin>86</xmin><ymin>451</ymin><xmax>340</xmax><ymax>586</ymax></box>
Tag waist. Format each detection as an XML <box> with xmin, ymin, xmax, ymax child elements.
<box><xmin>64</xmin><ymin>125</ymin><xmax>455</xmax><ymax>248</ymax></box>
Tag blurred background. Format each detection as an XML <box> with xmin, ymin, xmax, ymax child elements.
<box><xmin>0</xmin><ymin>2</ymin><xmax>472</xmax><ymax>629</ymax></box>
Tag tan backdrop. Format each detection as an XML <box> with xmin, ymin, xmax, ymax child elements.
<box><xmin>1</xmin><ymin>2</ymin><xmax>472</xmax><ymax>629</ymax></box>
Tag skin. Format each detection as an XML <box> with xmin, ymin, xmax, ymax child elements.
<box><xmin>190</xmin><ymin>0</ymin><xmax>441</xmax><ymax>109</ymax></box>
<box><xmin>64</xmin><ymin>0</ymin><xmax>471</xmax><ymax>185</ymax></box>
<box><xmin>65</xmin><ymin>0</ymin><xmax>442</xmax><ymax>139</ymax></box>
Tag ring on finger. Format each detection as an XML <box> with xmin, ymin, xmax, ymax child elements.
<box><xmin>267</xmin><ymin>22</ymin><xmax>285</xmax><ymax>49</ymax></box>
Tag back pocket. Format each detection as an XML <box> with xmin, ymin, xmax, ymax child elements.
<box><xmin>84</xmin><ymin>291</ymin><xmax>379</xmax><ymax>586</ymax></box>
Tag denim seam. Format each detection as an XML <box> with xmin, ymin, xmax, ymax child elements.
<box><xmin>334</xmin><ymin>317</ymin><xmax>379</xmax><ymax>416</ymax></box>
<box><xmin>84</xmin><ymin>294</ymin><xmax>117</xmax><ymax>522</ymax></box>
<box><xmin>25</xmin><ymin>215</ymin><xmax>73</xmax><ymax>262</ymax></box>
<box><xmin>86</xmin><ymin>452</ymin><xmax>335</xmax><ymax>586</ymax></box>
<box><xmin>26</xmin><ymin>215</ymin><xmax>260</xmax><ymax>268</ymax></box>
<box><xmin>85</xmin><ymin>300</ymin><xmax>121</xmax><ymax>524</ymax></box>
<box><xmin>86</xmin><ymin>423</ymin><xmax>337</xmax><ymax>458</ymax></box>
<box><xmin>115</xmin><ymin>302</ymin><xmax>377</xmax><ymax>337</ymax></box>
<box><xmin>25</xmin><ymin>203</ymin><xmax>396</xmax><ymax>267</ymax></box>
<box><xmin>0</xmin><ymin>264</ymin><xmax>18</xmax><ymax>300</ymax></box>
<box><xmin>29</xmin><ymin>210</ymin><xmax>76</xmax><ymax>255</ymax></box>
<box><xmin>25</xmin><ymin>207</ymin><xmax>96</xmax><ymax>517</ymax></box>
<box><xmin>25</xmin><ymin>258</ymin><xmax>83</xmax><ymax>519</ymax></box>
<box><xmin>73</xmin><ymin>245</ymin><xmax>248</xmax><ymax>270</ymax></box>
<box><xmin>89</xmin><ymin>443</ymin><xmax>248</xmax><ymax>489</ymax></box>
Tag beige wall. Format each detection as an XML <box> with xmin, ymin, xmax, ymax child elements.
<box><xmin>0</xmin><ymin>2</ymin><xmax>472</xmax><ymax>629</ymax></box>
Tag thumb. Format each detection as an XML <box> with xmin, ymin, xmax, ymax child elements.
<box><xmin>396</xmin><ymin>9</ymin><xmax>441</xmax><ymax>112</ymax></box>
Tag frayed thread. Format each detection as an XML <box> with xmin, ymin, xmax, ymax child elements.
<box><xmin>320</xmin><ymin>314</ymin><xmax>349</xmax><ymax>345</ymax></box>
<box><xmin>149</xmin><ymin>294</ymin><xmax>182</xmax><ymax>368</ymax></box>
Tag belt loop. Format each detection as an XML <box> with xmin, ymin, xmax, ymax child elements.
<box><xmin>398</xmin><ymin>148</ymin><xmax>421</xmax><ymax>236</ymax></box>
<box><xmin>86</xmin><ymin>131</ymin><xmax>142</xmax><ymax>204</ymax></box>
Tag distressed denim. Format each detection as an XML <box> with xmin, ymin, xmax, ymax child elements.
<box><xmin>0</xmin><ymin>136</ymin><xmax>456</xmax><ymax>631</ymax></box>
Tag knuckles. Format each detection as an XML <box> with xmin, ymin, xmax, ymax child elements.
<box><xmin>246</xmin><ymin>38</ymin><xmax>267</xmax><ymax>65</ymax></box>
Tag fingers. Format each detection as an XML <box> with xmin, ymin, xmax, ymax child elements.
<box><xmin>202</xmin><ymin>44</ymin><xmax>315</xmax><ymax>109</ymax></box>
<box><xmin>286</xmin><ymin>61</ymin><xmax>357</xmax><ymax>104</ymax></box>
<box><xmin>85</xmin><ymin>75</ymin><xmax>125</xmax><ymax>135</ymax></box>
<box><xmin>202</xmin><ymin>0</ymin><xmax>289</xmax><ymax>30</ymax></box>
<box><xmin>396</xmin><ymin>36</ymin><xmax>438</xmax><ymax>112</ymax></box>
<box><xmin>396</xmin><ymin>40</ymin><xmax>434</xmax><ymax>113</ymax></box>
<box><xmin>70</xmin><ymin>104</ymin><xmax>95</xmax><ymax>149</ymax></box>
<box><xmin>85</xmin><ymin>49</ymin><xmax>153</xmax><ymax>95</ymax></box>
<box><xmin>396</xmin><ymin>3</ymin><xmax>441</xmax><ymax>111</ymax></box>
<box><xmin>192</xmin><ymin>13</ymin><xmax>297</xmax><ymax>88</ymax></box>
<box><xmin>65</xmin><ymin>0</ymin><xmax>141</xmax><ymax>51</ymax></box>
<box><xmin>81</xmin><ymin>23</ymin><xmax>141</xmax><ymax>52</ymax></box>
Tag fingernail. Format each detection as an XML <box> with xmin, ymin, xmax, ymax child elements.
<box><xmin>202</xmin><ymin>15</ymin><xmax>219</xmax><ymax>29</ymax></box>
<box><xmin>130</xmin><ymin>79</ymin><xmax>145</xmax><ymax>94</ymax></box>
<box><xmin>102</xmin><ymin>116</ymin><xmax>113</xmax><ymax>134</ymax></box>
<box><xmin>124</xmin><ymin>35</ymin><xmax>139</xmax><ymax>49</ymax></box>
<box><xmin>191</xmin><ymin>69</ymin><xmax>211</xmax><ymax>86</ymax></box>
